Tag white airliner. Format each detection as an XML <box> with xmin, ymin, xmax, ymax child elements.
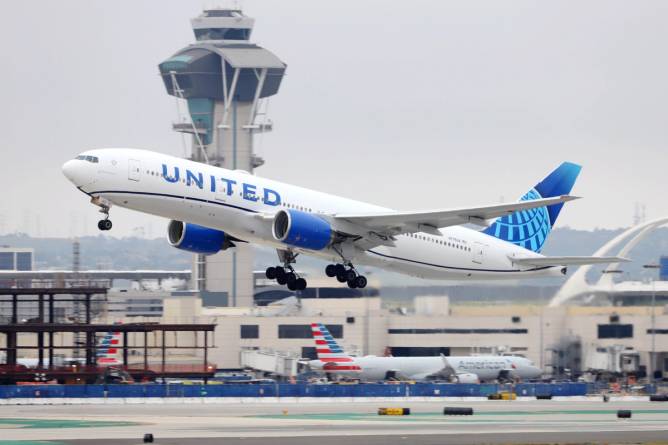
<box><xmin>15</xmin><ymin>330</ymin><xmax>122</xmax><ymax>368</ymax></box>
<box><xmin>62</xmin><ymin>148</ymin><xmax>624</xmax><ymax>290</ymax></box>
<box><xmin>307</xmin><ymin>323</ymin><xmax>541</xmax><ymax>382</ymax></box>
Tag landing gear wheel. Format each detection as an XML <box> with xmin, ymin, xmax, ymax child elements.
<box><xmin>295</xmin><ymin>278</ymin><xmax>307</xmax><ymax>291</ymax></box>
<box><xmin>97</xmin><ymin>219</ymin><xmax>112</xmax><ymax>231</ymax></box>
<box><xmin>336</xmin><ymin>273</ymin><xmax>348</xmax><ymax>283</ymax></box>
<box><xmin>334</xmin><ymin>264</ymin><xmax>346</xmax><ymax>276</ymax></box>
<box><xmin>325</xmin><ymin>264</ymin><xmax>337</xmax><ymax>277</ymax></box>
<box><xmin>354</xmin><ymin>275</ymin><xmax>367</xmax><ymax>289</ymax></box>
<box><xmin>272</xmin><ymin>250</ymin><xmax>308</xmax><ymax>290</ymax></box>
<box><xmin>347</xmin><ymin>279</ymin><xmax>358</xmax><ymax>289</ymax></box>
<box><xmin>344</xmin><ymin>269</ymin><xmax>357</xmax><ymax>282</ymax></box>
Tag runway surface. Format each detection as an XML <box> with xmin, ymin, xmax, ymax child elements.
<box><xmin>0</xmin><ymin>399</ymin><xmax>667</xmax><ymax>444</ymax></box>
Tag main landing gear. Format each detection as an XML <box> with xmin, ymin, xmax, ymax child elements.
<box><xmin>265</xmin><ymin>266</ymin><xmax>307</xmax><ymax>291</ymax></box>
<box><xmin>325</xmin><ymin>263</ymin><xmax>367</xmax><ymax>289</ymax></box>
<box><xmin>265</xmin><ymin>250</ymin><xmax>307</xmax><ymax>291</ymax></box>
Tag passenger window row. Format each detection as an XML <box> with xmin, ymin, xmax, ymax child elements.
<box><xmin>407</xmin><ymin>233</ymin><xmax>471</xmax><ymax>252</ymax></box>
<box><xmin>283</xmin><ymin>202</ymin><xmax>313</xmax><ymax>213</ymax></box>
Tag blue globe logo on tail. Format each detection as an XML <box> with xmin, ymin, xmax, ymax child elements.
<box><xmin>483</xmin><ymin>188</ymin><xmax>551</xmax><ymax>252</ymax></box>
<box><xmin>482</xmin><ymin>162</ymin><xmax>581</xmax><ymax>253</ymax></box>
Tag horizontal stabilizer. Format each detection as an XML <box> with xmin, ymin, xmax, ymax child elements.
<box><xmin>510</xmin><ymin>256</ymin><xmax>630</xmax><ymax>267</ymax></box>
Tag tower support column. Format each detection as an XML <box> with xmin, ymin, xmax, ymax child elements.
<box><xmin>159</xmin><ymin>7</ymin><xmax>287</xmax><ymax>307</ymax></box>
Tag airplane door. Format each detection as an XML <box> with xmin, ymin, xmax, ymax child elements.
<box><xmin>472</xmin><ymin>242</ymin><xmax>485</xmax><ymax>264</ymax></box>
<box><xmin>128</xmin><ymin>159</ymin><xmax>141</xmax><ymax>182</ymax></box>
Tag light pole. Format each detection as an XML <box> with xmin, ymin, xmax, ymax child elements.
<box><xmin>643</xmin><ymin>263</ymin><xmax>660</xmax><ymax>382</ymax></box>
<box><xmin>602</xmin><ymin>269</ymin><xmax>623</xmax><ymax>306</ymax></box>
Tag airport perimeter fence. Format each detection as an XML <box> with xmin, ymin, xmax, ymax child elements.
<box><xmin>0</xmin><ymin>382</ymin><xmax>592</xmax><ymax>399</ymax></box>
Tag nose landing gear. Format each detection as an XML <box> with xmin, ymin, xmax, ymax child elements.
<box><xmin>91</xmin><ymin>197</ymin><xmax>113</xmax><ymax>231</ymax></box>
<box><xmin>96</xmin><ymin>206</ymin><xmax>112</xmax><ymax>231</ymax></box>
<box><xmin>97</xmin><ymin>218</ymin><xmax>112</xmax><ymax>231</ymax></box>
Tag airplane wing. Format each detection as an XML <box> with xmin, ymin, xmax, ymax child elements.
<box><xmin>333</xmin><ymin>195</ymin><xmax>579</xmax><ymax>238</ymax></box>
<box><xmin>510</xmin><ymin>256</ymin><xmax>630</xmax><ymax>267</ymax></box>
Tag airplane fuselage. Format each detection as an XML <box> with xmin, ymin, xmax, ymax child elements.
<box><xmin>63</xmin><ymin>149</ymin><xmax>562</xmax><ymax>281</ymax></box>
<box><xmin>309</xmin><ymin>355</ymin><xmax>542</xmax><ymax>382</ymax></box>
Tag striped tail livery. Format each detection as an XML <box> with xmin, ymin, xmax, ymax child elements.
<box><xmin>311</xmin><ymin>323</ymin><xmax>361</xmax><ymax>373</ymax></box>
<box><xmin>96</xmin><ymin>328</ymin><xmax>122</xmax><ymax>366</ymax></box>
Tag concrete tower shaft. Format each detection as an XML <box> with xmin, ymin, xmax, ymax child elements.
<box><xmin>158</xmin><ymin>8</ymin><xmax>287</xmax><ymax>306</ymax></box>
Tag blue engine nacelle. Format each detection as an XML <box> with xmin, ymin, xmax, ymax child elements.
<box><xmin>167</xmin><ymin>220</ymin><xmax>231</xmax><ymax>255</ymax></box>
<box><xmin>272</xmin><ymin>209</ymin><xmax>332</xmax><ymax>250</ymax></box>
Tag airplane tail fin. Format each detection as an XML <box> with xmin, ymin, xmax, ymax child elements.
<box><xmin>311</xmin><ymin>323</ymin><xmax>360</xmax><ymax>373</ymax></box>
<box><xmin>96</xmin><ymin>327</ymin><xmax>122</xmax><ymax>366</ymax></box>
<box><xmin>482</xmin><ymin>162</ymin><xmax>581</xmax><ymax>253</ymax></box>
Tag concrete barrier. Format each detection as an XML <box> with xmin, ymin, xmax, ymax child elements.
<box><xmin>378</xmin><ymin>407</ymin><xmax>410</xmax><ymax>415</ymax></box>
<box><xmin>443</xmin><ymin>407</ymin><xmax>474</xmax><ymax>415</ymax></box>
<box><xmin>617</xmin><ymin>410</ymin><xmax>632</xmax><ymax>419</ymax></box>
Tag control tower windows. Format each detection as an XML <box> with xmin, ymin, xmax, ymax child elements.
<box><xmin>194</xmin><ymin>28</ymin><xmax>250</xmax><ymax>41</ymax></box>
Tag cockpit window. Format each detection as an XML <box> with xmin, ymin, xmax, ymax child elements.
<box><xmin>76</xmin><ymin>155</ymin><xmax>99</xmax><ymax>163</ymax></box>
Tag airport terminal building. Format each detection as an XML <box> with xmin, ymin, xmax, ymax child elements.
<box><xmin>149</xmin><ymin>292</ymin><xmax>668</xmax><ymax>379</ymax></box>
<box><xmin>2</xmin><ymin>279</ymin><xmax>666</xmax><ymax>380</ymax></box>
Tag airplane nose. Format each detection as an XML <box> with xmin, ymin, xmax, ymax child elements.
<box><xmin>61</xmin><ymin>160</ymin><xmax>77</xmax><ymax>182</ymax></box>
<box><xmin>62</xmin><ymin>159</ymin><xmax>95</xmax><ymax>188</ymax></box>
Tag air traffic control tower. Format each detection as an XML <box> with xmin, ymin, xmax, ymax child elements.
<box><xmin>158</xmin><ymin>8</ymin><xmax>287</xmax><ymax>306</ymax></box>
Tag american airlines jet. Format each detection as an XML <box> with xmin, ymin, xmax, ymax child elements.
<box><xmin>307</xmin><ymin>323</ymin><xmax>542</xmax><ymax>382</ymax></box>
<box><xmin>62</xmin><ymin>149</ymin><xmax>623</xmax><ymax>290</ymax></box>
<box><xmin>15</xmin><ymin>330</ymin><xmax>121</xmax><ymax>368</ymax></box>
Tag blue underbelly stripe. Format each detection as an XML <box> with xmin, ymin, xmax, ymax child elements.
<box><xmin>88</xmin><ymin>190</ymin><xmax>259</xmax><ymax>214</ymax></box>
<box><xmin>366</xmin><ymin>249</ymin><xmax>552</xmax><ymax>273</ymax></box>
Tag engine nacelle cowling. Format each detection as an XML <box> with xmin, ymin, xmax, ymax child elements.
<box><xmin>454</xmin><ymin>373</ymin><xmax>480</xmax><ymax>384</ymax></box>
<box><xmin>272</xmin><ymin>209</ymin><xmax>333</xmax><ymax>250</ymax></box>
<box><xmin>167</xmin><ymin>220</ymin><xmax>230</xmax><ymax>255</ymax></box>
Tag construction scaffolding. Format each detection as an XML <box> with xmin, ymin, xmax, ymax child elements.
<box><xmin>0</xmin><ymin>288</ymin><xmax>216</xmax><ymax>384</ymax></box>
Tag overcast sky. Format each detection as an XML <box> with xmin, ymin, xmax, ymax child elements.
<box><xmin>0</xmin><ymin>0</ymin><xmax>666</xmax><ymax>238</ymax></box>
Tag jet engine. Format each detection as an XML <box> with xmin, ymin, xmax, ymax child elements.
<box><xmin>272</xmin><ymin>209</ymin><xmax>333</xmax><ymax>250</ymax></box>
<box><xmin>167</xmin><ymin>220</ymin><xmax>233</xmax><ymax>254</ymax></box>
<box><xmin>453</xmin><ymin>373</ymin><xmax>480</xmax><ymax>384</ymax></box>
